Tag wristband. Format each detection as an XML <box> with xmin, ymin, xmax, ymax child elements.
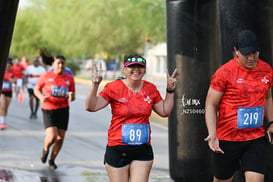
<box><xmin>166</xmin><ymin>88</ymin><xmax>175</xmax><ymax>93</ymax></box>
<box><xmin>269</xmin><ymin>121</ymin><xmax>273</xmax><ymax>126</ymax></box>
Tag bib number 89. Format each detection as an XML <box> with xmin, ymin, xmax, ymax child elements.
<box><xmin>122</xmin><ymin>123</ymin><xmax>150</xmax><ymax>145</ymax></box>
<box><xmin>130</xmin><ymin>129</ymin><xmax>142</xmax><ymax>142</ymax></box>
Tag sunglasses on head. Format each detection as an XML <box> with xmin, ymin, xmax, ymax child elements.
<box><xmin>127</xmin><ymin>57</ymin><xmax>146</xmax><ymax>63</ymax></box>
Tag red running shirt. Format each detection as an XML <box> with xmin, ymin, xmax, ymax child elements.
<box><xmin>35</xmin><ymin>71</ymin><xmax>75</xmax><ymax>110</ymax></box>
<box><xmin>11</xmin><ymin>64</ymin><xmax>24</xmax><ymax>78</ymax></box>
<box><xmin>99</xmin><ymin>80</ymin><xmax>162</xmax><ymax>146</ymax></box>
<box><xmin>20</xmin><ymin>62</ymin><xmax>30</xmax><ymax>70</ymax></box>
<box><xmin>2</xmin><ymin>70</ymin><xmax>14</xmax><ymax>92</ymax></box>
<box><xmin>210</xmin><ymin>57</ymin><xmax>273</xmax><ymax>141</ymax></box>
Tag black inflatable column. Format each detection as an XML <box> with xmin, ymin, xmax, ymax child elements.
<box><xmin>0</xmin><ymin>0</ymin><xmax>19</xmax><ymax>89</ymax></box>
<box><xmin>166</xmin><ymin>0</ymin><xmax>216</xmax><ymax>181</ymax></box>
<box><xmin>217</xmin><ymin>0</ymin><xmax>272</xmax><ymax>64</ymax></box>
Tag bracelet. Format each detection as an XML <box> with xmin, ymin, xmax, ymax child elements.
<box><xmin>269</xmin><ymin>121</ymin><xmax>273</xmax><ymax>126</ymax></box>
<box><xmin>166</xmin><ymin>88</ymin><xmax>175</xmax><ymax>93</ymax></box>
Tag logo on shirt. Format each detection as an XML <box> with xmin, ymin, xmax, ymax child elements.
<box><xmin>236</xmin><ymin>78</ymin><xmax>245</xmax><ymax>83</ymax></box>
<box><xmin>119</xmin><ymin>98</ymin><xmax>128</xmax><ymax>102</ymax></box>
<box><xmin>48</xmin><ymin>78</ymin><xmax>54</xmax><ymax>82</ymax></box>
<box><xmin>144</xmin><ymin>96</ymin><xmax>152</xmax><ymax>104</ymax></box>
<box><xmin>261</xmin><ymin>76</ymin><xmax>269</xmax><ymax>84</ymax></box>
<box><xmin>65</xmin><ymin>80</ymin><xmax>71</xmax><ymax>86</ymax></box>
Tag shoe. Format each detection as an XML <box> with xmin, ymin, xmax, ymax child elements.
<box><xmin>0</xmin><ymin>124</ymin><xmax>7</xmax><ymax>130</ymax></box>
<box><xmin>40</xmin><ymin>149</ymin><xmax>48</xmax><ymax>163</ymax></box>
<box><xmin>29</xmin><ymin>112</ymin><xmax>34</xmax><ymax>119</ymax></box>
<box><xmin>48</xmin><ymin>159</ymin><xmax>57</xmax><ymax>170</ymax></box>
<box><xmin>33</xmin><ymin>113</ymin><xmax>37</xmax><ymax>119</ymax></box>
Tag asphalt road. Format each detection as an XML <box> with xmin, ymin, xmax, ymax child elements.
<box><xmin>0</xmin><ymin>82</ymin><xmax>173</xmax><ymax>182</ymax></box>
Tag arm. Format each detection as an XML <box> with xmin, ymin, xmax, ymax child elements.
<box><xmin>85</xmin><ymin>82</ymin><xmax>108</xmax><ymax>112</ymax></box>
<box><xmin>34</xmin><ymin>85</ymin><xmax>48</xmax><ymax>103</ymax></box>
<box><xmin>8</xmin><ymin>77</ymin><xmax>17</xmax><ymax>84</ymax></box>
<box><xmin>23</xmin><ymin>74</ymin><xmax>28</xmax><ymax>85</ymax></box>
<box><xmin>153</xmin><ymin>69</ymin><xmax>177</xmax><ymax>117</ymax></box>
<box><xmin>68</xmin><ymin>92</ymin><xmax>75</xmax><ymax>102</ymax></box>
<box><xmin>265</xmin><ymin>88</ymin><xmax>273</xmax><ymax>121</ymax></box>
<box><xmin>153</xmin><ymin>92</ymin><xmax>174</xmax><ymax>117</ymax></box>
<box><xmin>68</xmin><ymin>78</ymin><xmax>76</xmax><ymax>102</ymax></box>
<box><xmin>265</xmin><ymin>88</ymin><xmax>273</xmax><ymax>144</ymax></box>
<box><xmin>204</xmin><ymin>87</ymin><xmax>224</xmax><ymax>153</ymax></box>
<box><xmin>23</xmin><ymin>69</ymin><xmax>28</xmax><ymax>85</ymax></box>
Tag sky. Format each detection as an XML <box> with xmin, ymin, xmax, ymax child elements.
<box><xmin>19</xmin><ymin>0</ymin><xmax>29</xmax><ymax>8</ymax></box>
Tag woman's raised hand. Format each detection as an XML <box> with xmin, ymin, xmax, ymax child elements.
<box><xmin>166</xmin><ymin>68</ymin><xmax>177</xmax><ymax>92</ymax></box>
<box><xmin>91</xmin><ymin>63</ymin><xmax>104</xmax><ymax>84</ymax></box>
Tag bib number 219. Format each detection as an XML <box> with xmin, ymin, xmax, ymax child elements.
<box><xmin>237</xmin><ymin>106</ymin><xmax>263</xmax><ymax>129</ymax></box>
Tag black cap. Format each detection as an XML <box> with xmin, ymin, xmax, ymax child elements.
<box><xmin>237</xmin><ymin>29</ymin><xmax>260</xmax><ymax>55</ymax></box>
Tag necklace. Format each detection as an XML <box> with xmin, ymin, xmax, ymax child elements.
<box><xmin>123</xmin><ymin>80</ymin><xmax>143</xmax><ymax>93</ymax></box>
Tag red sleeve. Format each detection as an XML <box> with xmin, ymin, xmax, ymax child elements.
<box><xmin>210</xmin><ymin>66</ymin><xmax>227</xmax><ymax>92</ymax></box>
<box><xmin>146</xmin><ymin>82</ymin><xmax>162</xmax><ymax>104</ymax></box>
<box><xmin>69</xmin><ymin>76</ymin><xmax>75</xmax><ymax>93</ymax></box>
<box><xmin>99</xmin><ymin>82</ymin><xmax>112</xmax><ymax>102</ymax></box>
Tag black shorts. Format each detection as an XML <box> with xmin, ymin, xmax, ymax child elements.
<box><xmin>0</xmin><ymin>91</ymin><xmax>12</xmax><ymax>98</ymax></box>
<box><xmin>28</xmin><ymin>88</ymin><xmax>34</xmax><ymax>96</ymax></box>
<box><xmin>28</xmin><ymin>88</ymin><xmax>38</xmax><ymax>98</ymax></box>
<box><xmin>213</xmin><ymin>137</ymin><xmax>266</xmax><ymax>180</ymax></box>
<box><xmin>42</xmin><ymin>107</ymin><xmax>69</xmax><ymax>130</ymax></box>
<box><xmin>104</xmin><ymin>144</ymin><xmax>154</xmax><ymax>168</ymax></box>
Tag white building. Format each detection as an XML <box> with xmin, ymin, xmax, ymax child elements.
<box><xmin>145</xmin><ymin>43</ymin><xmax>167</xmax><ymax>80</ymax></box>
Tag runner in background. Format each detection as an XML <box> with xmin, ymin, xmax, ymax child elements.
<box><xmin>20</xmin><ymin>56</ymin><xmax>30</xmax><ymax>91</ymax></box>
<box><xmin>0</xmin><ymin>58</ymin><xmax>16</xmax><ymax>129</ymax></box>
<box><xmin>39</xmin><ymin>48</ymin><xmax>74</xmax><ymax>76</ymax></box>
<box><xmin>11</xmin><ymin>57</ymin><xmax>24</xmax><ymax>97</ymax></box>
<box><xmin>34</xmin><ymin>54</ymin><xmax>75</xmax><ymax>170</ymax></box>
<box><xmin>24</xmin><ymin>57</ymin><xmax>46</xmax><ymax>119</ymax></box>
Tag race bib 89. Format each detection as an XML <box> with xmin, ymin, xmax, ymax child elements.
<box><xmin>122</xmin><ymin>123</ymin><xmax>150</xmax><ymax>145</ymax></box>
<box><xmin>237</xmin><ymin>106</ymin><xmax>264</xmax><ymax>129</ymax></box>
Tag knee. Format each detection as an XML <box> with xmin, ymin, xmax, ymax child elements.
<box><xmin>56</xmin><ymin>136</ymin><xmax>64</xmax><ymax>143</ymax></box>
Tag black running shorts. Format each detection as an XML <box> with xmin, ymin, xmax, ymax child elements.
<box><xmin>104</xmin><ymin>144</ymin><xmax>154</xmax><ymax>168</ymax></box>
<box><xmin>213</xmin><ymin>137</ymin><xmax>266</xmax><ymax>180</ymax></box>
<box><xmin>1</xmin><ymin>91</ymin><xmax>12</xmax><ymax>98</ymax></box>
<box><xmin>42</xmin><ymin>107</ymin><xmax>69</xmax><ymax>130</ymax></box>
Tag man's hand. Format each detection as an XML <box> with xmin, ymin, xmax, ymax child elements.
<box><xmin>204</xmin><ymin>135</ymin><xmax>224</xmax><ymax>154</ymax></box>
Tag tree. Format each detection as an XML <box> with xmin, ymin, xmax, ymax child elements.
<box><xmin>10</xmin><ymin>0</ymin><xmax>166</xmax><ymax>61</ymax></box>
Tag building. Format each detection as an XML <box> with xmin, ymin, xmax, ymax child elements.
<box><xmin>145</xmin><ymin>43</ymin><xmax>167</xmax><ymax>80</ymax></box>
